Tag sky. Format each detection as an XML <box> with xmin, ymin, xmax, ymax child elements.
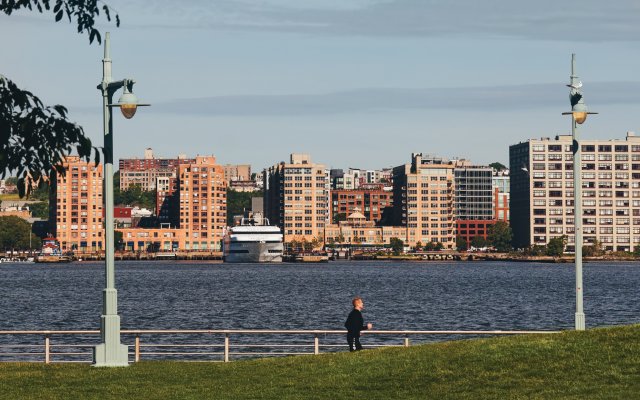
<box><xmin>4</xmin><ymin>0</ymin><xmax>640</xmax><ymax>172</ymax></box>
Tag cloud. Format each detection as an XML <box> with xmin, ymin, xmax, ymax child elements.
<box><xmin>111</xmin><ymin>0</ymin><xmax>640</xmax><ymax>41</ymax></box>
<box><xmin>148</xmin><ymin>82</ymin><xmax>639</xmax><ymax>116</ymax></box>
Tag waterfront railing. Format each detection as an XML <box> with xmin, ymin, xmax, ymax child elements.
<box><xmin>0</xmin><ymin>329</ymin><xmax>560</xmax><ymax>363</ymax></box>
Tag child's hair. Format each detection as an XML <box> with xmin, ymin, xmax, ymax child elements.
<box><xmin>352</xmin><ymin>297</ymin><xmax>362</xmax><ymax>307</ymax></box>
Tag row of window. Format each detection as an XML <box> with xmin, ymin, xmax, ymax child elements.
<box><xmin>532</xmin><ymin>144</ymin><xmax>640</xmax><ymax>152</ymax></box>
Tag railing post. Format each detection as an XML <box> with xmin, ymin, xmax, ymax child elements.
<box><xmin>224</xmin><ymin>333</ymin><xmax>229</xmax><ymax>362</ymax></box>
<box><xmin>135</xmin><ymin>334</ymin><xmax>141</xmax><ymax>362</ymax></box>
<box><xmin>314</xmin><ymin>334</ymin><xmax>319</xmax><ymax>355</ymax></box>
<box><xmin>44</xmin><ymin>335</ymin><xmax>50</xmax><ymax>364</ymax></box>
<box><xmin>404</xmin><ymin>336</ymin><xmax>410</xmax><ymax>347</ymax></box>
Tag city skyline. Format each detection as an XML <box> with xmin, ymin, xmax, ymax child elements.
<box><xmin>4</xmin><ymin>1</ymin><xmax>640</xmax><ymax>171</ymax></box>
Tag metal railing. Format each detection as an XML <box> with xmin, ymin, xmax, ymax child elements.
<box><xmin>0</xmin><ymin>329</ymin><xmax>560</xmax><ymax>364</ymax></box>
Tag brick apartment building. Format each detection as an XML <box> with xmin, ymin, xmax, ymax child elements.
<box><xmin>176</xmin><ymin>156</ymin><xmax>227</xmax><ymax>250</ymax></box>
<box><xmin>118</xmin><ymin>148</ymin><xmax>194</xmax><ymax>191</ymax></box>
<box><xmin>50</xmin><ymin>156</ymin><xmax>104</xmax><ymax>252</ymax></box>
<box><xmin>330</xmin><ymin>186</ymin><xmax>392</xmax><ymax>223</ymax></box>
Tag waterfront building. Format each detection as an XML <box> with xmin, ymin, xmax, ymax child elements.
<box><xmin>390</xmin><ymin>154</ymin><xmax>456</xmax><ymax>248</ymax></box>
<box><xmin>50</xmin><ymin>156</ymin><xmax>104</xmax><ymax>252</ymax></box>
<box><xmin>510</xmin><ymin>132</ymin><xmax>640</xmax><ymax>251</ymax></box>
<box><xmin>117</xmin><ymin>226</ymin><xmax>187</xmax><ymax>252</ymax></box>
<box><xmin>118</xmin><ymin>148</ymin><xmax>194</xmax><ymax>191</ymax></box>
<box><xmin>493</xmin><ymin>170</ymin><xmax>510</xmax><ymax>222</ymax></box>
<box><xmin>454</xmin><ymin>163</ymin><xmax>495</xmax><ymax>244</ymax></box>
<box><xmin>323</xmin><ymin>210</ymin><xmax>408</xmax><ymax>246</ymax></box>
<box><xmin>331</xmin><ymin>187</ymin><xmax>392</xmax><ymax>223</ymax></box>
<box><xmin>264</xmin><ymin>153</ymin><xmax>330</xmax><ymax>243</ymax></box>
<box><xmin>176</xmin><ymin>156</ymin><xmax>227</xmax><ymax>250</ymax></box>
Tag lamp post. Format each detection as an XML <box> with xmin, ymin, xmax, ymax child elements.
<box><xmin>93</xmin><ymin>32</ymin><xmax>148</xmax><ymax>367</ymax></box>
<box><xmin>562</xmin><ymin>53</ymin><xmax>596</xmax><ymax>331</ymax></box>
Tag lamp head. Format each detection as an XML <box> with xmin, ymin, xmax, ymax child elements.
<box><xmin>573</xmin><ymin>111</ymin><xmax>588</xmax><ymax>124</ymax></box>
<box><xmin>571</xmin><ymin>102</ymin><xmax>588</xmax><ymax>124</ymax></box>
<box><xmin>117</xmin><ymin>89</ymin><xmax>139</xmax><ymax>119</ymax></box>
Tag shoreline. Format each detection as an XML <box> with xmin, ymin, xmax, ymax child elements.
<box><xmin>58</xmin><ymin>255</ymin><xmax>640</xmax><ymax>264</ymax></box>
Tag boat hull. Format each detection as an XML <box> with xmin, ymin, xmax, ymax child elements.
<box><xmin>34</xmin><ymin>255</ymin><xmax>73</xmax><ymax>263</ymax></box>
<box><xmin>224</xmin><ymin>242</ymin><xmax>283</xmax><ymax>263</ymax></box>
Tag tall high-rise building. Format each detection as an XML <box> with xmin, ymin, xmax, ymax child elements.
<box><xmin>176</xmin><ymin>156</ymin><xmax>227</xmax><ymax>250</ymax></box>
<box><xmin>454</xmin><ymin>164</ymin><xmax>494</xmax><ymax>243</ymax></box>
<box><xmin>264</xmin><ymin>154</ymin><xmax>329</xmax><ymax>243</ymax></box>
<box><xmin>391</xmin><ymin>154</ymin><xmax>456</xmax><ymax>248</ymax></box>
<box><xmin>510</xmin><ymin>132</ymin><xmax>640</xmax><ymax>251</ymax></box>
<box><xmin>50</xmin><ymin>156</ymin><xmax>104</xmax><ymax>252</ymax></box>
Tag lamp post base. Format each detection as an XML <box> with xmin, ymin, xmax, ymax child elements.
<box><xmin>92</xmin><ymin>313</ymin><xmax>129</xmax><ymax>367</ymax></box>
<box><xmin>93</xmin><ymin>343</ymin><xmax>129</xmax><ymax>367</ymax></box>
<box><xmin>575</xmin><ymin>312</ymin><xmax>585</xmax><ymax>331</ymax></box>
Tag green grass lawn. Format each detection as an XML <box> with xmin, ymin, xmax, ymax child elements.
<box><xmin>2</xmin><ymin>325</ymin><xmax>639</xmax><ymax>399</ymax></box>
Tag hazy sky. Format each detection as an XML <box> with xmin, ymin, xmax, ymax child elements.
<box><xmin>4</xmin><ymin>0</ymin><xmax>640</xmax><ymax>172</ymax></box>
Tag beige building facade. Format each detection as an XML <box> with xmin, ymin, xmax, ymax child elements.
<box><xmin>324</xmin><ymin>211</ymin><xmax>409</xmax><ymax>246</ymax></box>
<box><xmin>391</xmin><ymin>154</ymin><xmax>456</xmax><ymax>248</ymax></box>
<box><xmin>510</xmin><ymin>132</ymin><xmax>640</xmax><ymax>251</ymax></box>
<box><xmin>223</xmin><ymin>164</ymin><xmax>252</xmax><ymax>182</ymax></box>
<box><xmin>264</xmin><ymin>154</ymin><xmax>330</xmax><ymax>243</ymax></box>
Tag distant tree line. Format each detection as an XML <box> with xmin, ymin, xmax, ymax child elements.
<box><xmin>0</xmin><ymin>216</ymin><xmax>41</xmax><ymax>251</ymax></box>
<box><xmin>226</xmin><ymin>189</ymin><xmax>263</xmax><ymax>225</ymax></box>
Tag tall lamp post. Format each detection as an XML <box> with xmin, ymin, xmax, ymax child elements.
<box><xmin>562</xmin><ymin>53</ymin><xmax>596</xmax><ymax>331</ymax></box>
<box><xmin>93</xmin><ymin>32</ymin><xmax>148</xmax><ymax>367</ymax></box>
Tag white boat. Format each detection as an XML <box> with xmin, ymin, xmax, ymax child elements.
<box><xmin>223</xmin><ymin>214</ymin><xmax>284</xmax><ymax>263</ymax></box>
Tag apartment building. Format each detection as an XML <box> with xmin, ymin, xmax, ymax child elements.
<box><xmin>223</xmin><ymin>164</ymin><xmax>251</xmax><ymax>182</ymax></box>
<box><xmin>50</xmin><ymin>156</ymin><xmax>104</xmax><ymax>252</ymax></box>
<box><xmin>390</xmin><ymin>154</ymin><xmax>456</xmax><ymax>248</ymax></box>
<box><xmin>176</xmin><ymin>156</ymin><xmax>227</xmax><ymax>250</ymax></box>
<box><xmin>119</xmin><ymin>148</ymin><xmax>194</xmax><ymax>191</ymax></box>
<box><xmin>330</xmin><ymin>169</ymin><xmax>357</xmax><ymax>190</ymax></box>
<box><xmin>493</xmin><ymin>171</ymin><xmax>510</xmax><ymax>222</ymax></box>
<box><xmin>454</xmin><ymin>164</ymin><xmax>495</xmax><ymax>243</ymax></box>
<box><xmin>264</xmin><ymin>153</ymin><xmax>330</xmax><ymax>243</ymax></box>
<box><xmin>156</xmin><ymin>176</ymin><xmax>178</xmax><ymax>225</ymax></box>
<box><xmin>331</xmin><ymin>188</ymin><xmax>392</xmax><ymax>223</ymax></box>
<box><xmin>510</xmin><ymin>132</ymin><xmax>640</xmax><ymax>251</ymax></box>
<box><xmin>118</xmin><ymin>226</ymin><xmax>188</xmax><ymax>252</ymax></box>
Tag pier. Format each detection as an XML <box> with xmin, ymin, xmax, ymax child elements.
<box><xmin>69</xmin><ymin>251</ymin><xmax>224</xmax><ymax>262</ymax></box>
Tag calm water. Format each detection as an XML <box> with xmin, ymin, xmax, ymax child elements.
<box><xmin>1</xmin><ymin>260</ymin><xmax>639</xmax><ymax>332</ymax></box>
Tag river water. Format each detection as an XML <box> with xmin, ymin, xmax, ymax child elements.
<box><xmin>2</xmin><ymin>260</ymin><xmax>639</xmax><ymax>332</ymax></box>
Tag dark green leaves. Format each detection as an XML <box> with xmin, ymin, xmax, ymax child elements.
<box><xmin>0</xmin><ymin>0</ymin><xmax>120</xmax><ymax>44</ymax></box>
<box><xmin>0</xmin><ymin>74</ymin><xmax>99</xmax><ymax>197</ymax></box>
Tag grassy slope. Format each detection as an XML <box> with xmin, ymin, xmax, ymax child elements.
<box><xmin>1</xmin><ymin>325</ymin><xmax>639</xmax><ymax>400</ymax></box>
